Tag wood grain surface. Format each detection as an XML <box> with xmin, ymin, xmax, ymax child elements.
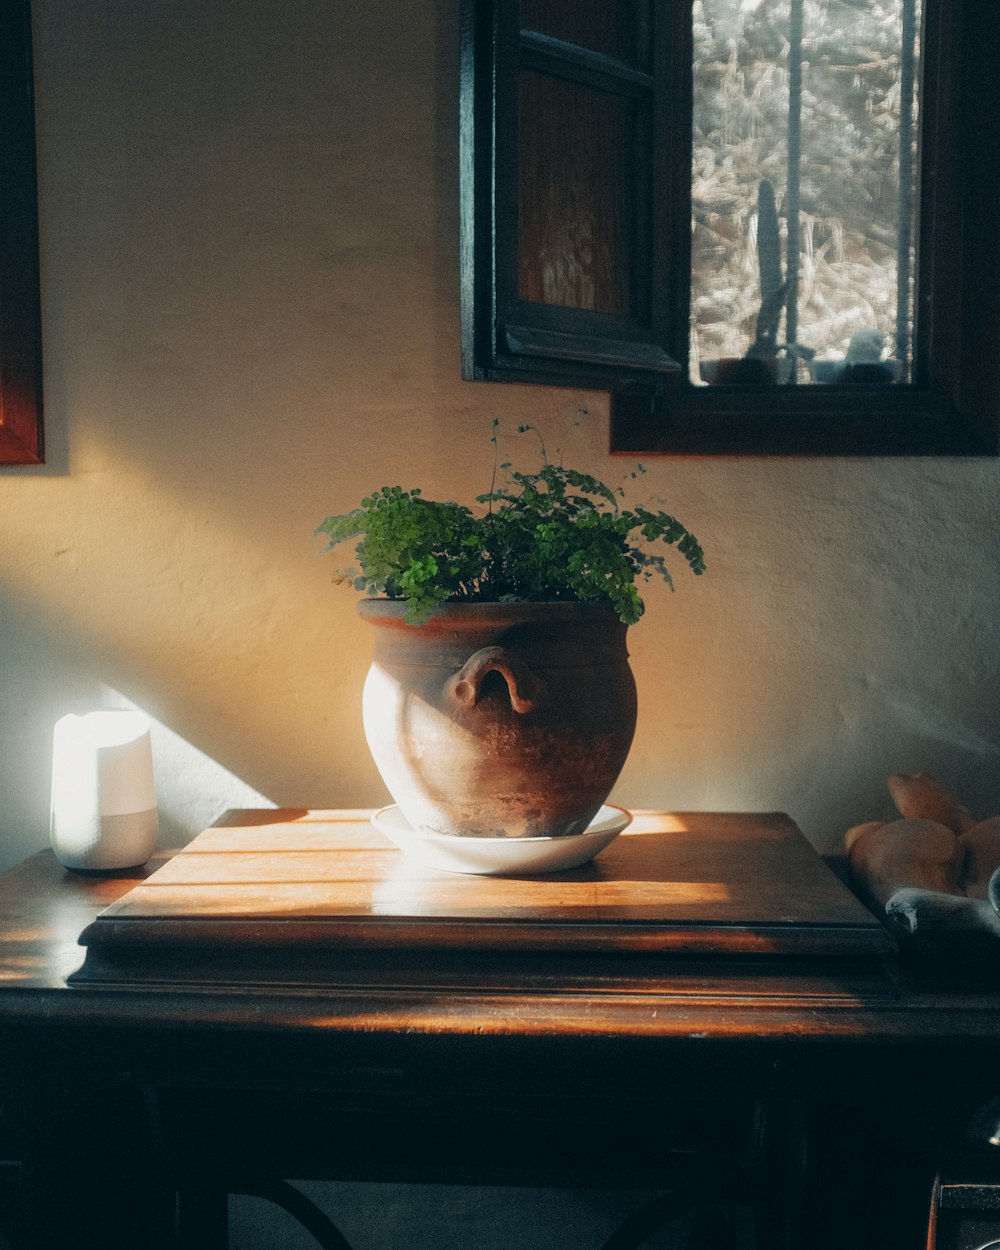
<box><xmin>69</xmin><ymin>810</ymin><xmax>892</xmax><ymax>986</ymax></box>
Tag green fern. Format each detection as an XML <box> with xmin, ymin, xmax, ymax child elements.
<box><xmin>316</xmin><ymin>434</ymin><xmax>704</xmax><ymax>625</ymax></box>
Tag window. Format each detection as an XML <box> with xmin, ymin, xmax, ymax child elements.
<box><xmin>460</xmin><ymin>0</ymin><xmax>999</xmax><ymax>456</ymax></box>
<box><xmin>0</xmin><ymin>0</ymin><xmax>43</xmax><ymax>466</ymax></box>
<box><xmin>690</xmin><ymin>1</ymin><xmax>919</xmax><ymax>390</ymax></box>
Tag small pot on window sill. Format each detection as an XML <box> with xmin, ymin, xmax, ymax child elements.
<box><xmin>699</xmin><ymin>356</ymin><xmax>792</xmax><ymax>385</ymax></box>
<box><xmin>810</xmin><ymin>359</ymin><xmax>903</xmax><ymax>385</ymax></box>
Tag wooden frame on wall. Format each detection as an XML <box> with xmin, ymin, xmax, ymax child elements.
<box><xmin>0</xmin><ymin>0</ymin><xmax>43</xmax><ymax>466</ymax></box>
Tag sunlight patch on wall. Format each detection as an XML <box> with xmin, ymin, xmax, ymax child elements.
<box><xmin>100</xmin><ymin>687</ymin><xmax>275</xmax><ymax>844</ymax></box>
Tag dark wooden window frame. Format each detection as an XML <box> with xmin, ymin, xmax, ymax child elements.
<box><xmin>0</xmin><ymin>0</ymin><xmax>43</xmax><ymax>466</ymax></box>
<box><xmin>461</xmin><ymin>0</ymin><xmax>1000</xmax><ymax>457</ymax></box>
<box><xmin>460</xmin><ymin>0</ymin><xmax>684</xmax><ymax>393</ymax></box>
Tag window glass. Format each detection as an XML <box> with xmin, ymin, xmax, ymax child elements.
<box><xmin>518</xmin><ymin>71</ymin><xmax>636</xmax><ymax>316</ymax></box>
<box><xmin>690</xmin><ymin>0</ymin><xmax>921</xmax><ymax>387</ymax></box>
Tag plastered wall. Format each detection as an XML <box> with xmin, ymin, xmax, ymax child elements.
<box><xmin>2</xmin><ymin>0</ymin><xmax>999</xmax><ymax>873</ymax></box>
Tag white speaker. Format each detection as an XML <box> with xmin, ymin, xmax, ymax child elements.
<box><xmin>50</xmin><ymin>710</ymin><xmax>158</xmax><ymax>871</ymax></box>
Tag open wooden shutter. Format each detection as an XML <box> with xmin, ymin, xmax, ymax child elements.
<box><xmin>461</xmin><ymin>0</ymin><xmax>681</xmax><ymax>391</ymax></box>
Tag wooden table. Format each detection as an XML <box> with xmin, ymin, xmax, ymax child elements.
<box><xmin>2</xmin><ymin>809</ymin><xmax>1000</xmax><ymax>1249</ymax></box>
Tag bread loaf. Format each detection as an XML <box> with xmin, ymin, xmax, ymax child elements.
<box><xmin>887</xmin><ymin>772</ymin><xmax>975</xmax><ymax>834</ymax></box>
<box><xmin>846</xmin><ymin>817</ymin><xmax>963</xmax><ymax>907</ymax></box>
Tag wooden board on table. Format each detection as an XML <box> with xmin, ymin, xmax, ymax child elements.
<box><xmin>70</xmin><ymin>808</ymin><xmax>893</xmax><ymax>986</ymax></box>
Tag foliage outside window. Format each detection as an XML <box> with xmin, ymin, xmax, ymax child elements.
<box><xmin>691</xmin><ymin>0</ymin><xmax>919</xmax><ymax>390</ymax></box>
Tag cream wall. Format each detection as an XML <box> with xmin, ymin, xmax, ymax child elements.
<box><xmin>2</xmin><ymin>0</ymin><xmax>999</xmax><ymax>873</ymax></box>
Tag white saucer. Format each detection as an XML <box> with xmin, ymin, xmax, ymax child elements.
<box><xmin>371</xmin><ymin>804</ymin><xmax>632</xmax><ymax>876</ymax></box>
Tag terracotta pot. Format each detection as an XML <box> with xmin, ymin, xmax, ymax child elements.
<box><xmin>358</xmin><ymin>600</ymin><xmax>637</xmax><ymax>838</ymax></box>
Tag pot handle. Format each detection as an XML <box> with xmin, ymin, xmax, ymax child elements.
<box><xmin>448</xmin><ymin>646</ymin><xmax>538</xmax><ymax>714</ymax></box>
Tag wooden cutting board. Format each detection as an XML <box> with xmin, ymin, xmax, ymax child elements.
<box><xmin>69</xmin><ymin>809</ymin><xmax>892</xmax><ymax>986</ymax></box>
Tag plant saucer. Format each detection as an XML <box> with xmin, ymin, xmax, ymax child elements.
<box><xmin>371</xmin><ymin>804</ymin><xmax>632</xmax><ymax>876</ymax></box>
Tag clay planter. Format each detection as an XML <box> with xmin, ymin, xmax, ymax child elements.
<box><xmin>358</xmin><ymin>599</ymin><xmax>637</xmax><ymax>839</ymax></box>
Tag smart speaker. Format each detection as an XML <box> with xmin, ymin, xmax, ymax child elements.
<box><xmin>50</xmin><ymin>710</ymin><xmax>158</xmax><ymax>871</ymax></box>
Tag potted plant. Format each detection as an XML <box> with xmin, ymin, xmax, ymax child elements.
<box><xmin>317</xmin><ymin>427</ymin><xmax>705</xmax><ymax>854</ymax></box>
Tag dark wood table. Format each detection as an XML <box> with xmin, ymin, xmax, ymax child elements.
<box><xmin>2</xmin><ymin>809</ymin><xmax>1000</xmax><ymax>1249</ymax></box>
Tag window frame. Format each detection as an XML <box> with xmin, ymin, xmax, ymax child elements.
<box><xmin>461</xmin><ymin>0</ymin><xmax>1000</xmax><ymax>457</ymax></box>
<box><xmin>0</xmin><ymin>0</ymin><xmax>43</xmax><ymax>467</ymax></box>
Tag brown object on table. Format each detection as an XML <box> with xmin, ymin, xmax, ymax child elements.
<box><xmin>356</xmin><ymin>600</ymin><xmax>638</xmax><ymax>840</ymax></box>
<box><xmin>71</xmin><ymin>808</ymin><xmax>892</xmax><ymax>987</ymax></box>
<box><xmin>887</xmin><ymin>771</ymin><xmax>976</xmax><ymax>834</ymax></box>
<box><xmin>846</xmin><ymin>794</ymin><xmax>1000</xmax><ymax>958</ymax></box>
<box><xmin>843</xmin><ymin>819</ymin><xmax>886</xmax><ymax>853</ymax></box>
<box><xmin>846</xmin><ymin>817</ymin><xmax>964</xmax><ymax>905</ymax></box>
